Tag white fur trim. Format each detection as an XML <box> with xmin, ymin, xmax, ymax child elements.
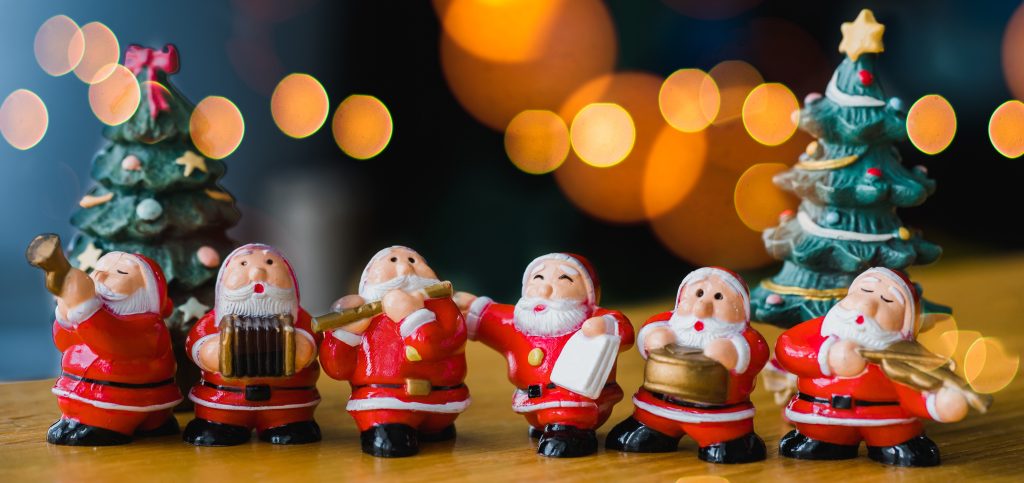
<box><xmin>602</xmin><ymin>314</ymin><xmax>619</xmax><ymax>336</ymax></box>
<box><xmin>331</xmin><ymin>328</ymin><xmax>363</xmax><ymax>347</ymax></box>
<box><xmin>358</xmin><ymin>245</ymin><xmax>418</xmax><ymax>299</ymax></box>
<box><xmin>511</xmin><ymin>399</ymin><xmax>598</xmax><ymax>413</ymax></box>
<box><xmin>798</xmin><ymin>211</ymin><xmax>895</xmax><ymax>242</ymax></box>
<box><xmin>399</xmin><ymin>308</ymin><xmax>436</xmax><ymax>338</ymax></box>
<box><xmin>521</xmin><ymin>253</ymin><xmax>596</xmax><ymax>306</ymax></box>
<box><xmin>785</xmin><ymin>407</ymin><xmax>916</xmax><ymax>426</ymax></box>
<box><xmin>465</xmin><ymin>296</ymin><xmax>493</xmax><ymax>341</ymax></box>
<box><xmin>346</xmin><ymin>397</ymin><xmax>471</xmax><ymax>414</ymax></box>
<box><xmin>818</xmin><ymin>335</ymin><xmax>838</xmax><ymax>377</ymax></box>
<box><xmin>926</xmin><ymin>392</ymin><xmax>943</xmax><ymax>422</ymax></box>
<box><xmin>729</xmin><ymin>334</ymin><xmax>751</xmax><ymax>374</ymax></box>
<box><xmin>190</xmin><ymin>393</ymin><xmax>320</xmax><ymax>411</ymax></box>
<box><xmin>858</xmin><ymin>267</ymin><xmax>917</xmax><ymax>338</ymax></box>
<box><xmin>825</xmin><ymin>71</ymin><xmax>886</xmax><ymax>107</ymax></box>
<box><xmin>675</xmin><ymin>267</ymin><xmax>750</xmax><ymax>320</ymax></box>
<box><xmin>191</xmin><ymin>333</ymin><xmax>219</xmax><ymax>367</ymax></box>
<box><xmin>637</xmin><ymin>321</ymin><xmax>670</xmax><ymax>360</ymax></box>
<box><xmin>52</xmin><ymin>388</ymin><xmax>182</xmax><ymax>412</ymax></box>
<box><xmin>633</xmin><ymin>397</ymin><xmax>755</xmax><ymax>423</ymax></box>
<box><xmin>55</xmin><ymin>297</ymin><xmax>103</xmax><ymax>329</ymax></box>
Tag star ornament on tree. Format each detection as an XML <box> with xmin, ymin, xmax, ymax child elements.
<box><xmin>76</xmin><ymin>242</ymin><xmax>103</xmax><ymax>272</ymax></box>
<box><xmin>177</xmin><ymin>296</ymin><xmax>210</xmax><ymax>322</ymax></box>
<box><xmin>175</xmin><ymin>150</ymin><xmax>208</xmax><ymax>177</ymax></box>
<box><xmin>839</xmin><ymin>9</ymin><xmax>885</xmax><ymax>61</ymax></box>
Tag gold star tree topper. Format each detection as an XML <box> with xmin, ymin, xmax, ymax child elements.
<box><xmin>839</xmin><ymin>9</ymin><xmax>885</xmax><ymax>61</ymax></box>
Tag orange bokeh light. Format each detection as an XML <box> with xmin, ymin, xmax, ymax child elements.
<box><xmin>1002</xmin><ymin>2</ymin><xmax>1024</xmax><ymax>100</ymax></box>
<box><xmin>505</xmin><ymin>109</ymin><xmax>570</xmax><ymax>174</ymax></box>
<box><xmin>271</xmin><ymin>73</ymin><xmax>329</xmax><ymax>138</ymax></box>
<box><xmin>34</xmin><ymin>15</ymin><xmax>85</xmax><ymax>77</ymax></box>
<box><xmin>989</xmin><ymin>100</ymin><xmax>1024</xmax><ymax>158</ymax></box>
<box><xmin>332</xmin><ymin>94</ymin><xmax>394</xmax><ymax>160</ymax></box>
<box><xmin>659</xmin><ymin>68</ymin><xmax>719</xmax><ymax>132</ymax></box>
<box><xmin>742</xmin><ymin>83</ymin><xmax>799</xmax><ymax>146</ymax></box>
<box><xmin>734</xmin><ymin>163</ymin><xmax>800</xmax><ymax>231</ymax></box>
<box><xmin>708</xmin><ymin>60</ymin><xmax>763</xmax><ymax>126</ymax></box>
<box><xmin>917</xmin><ymin>314</ymin><xmax>959</xmax><ymax>360</ymax></box>
<box><xmin>570</xmin><ymin>103</ymin><xmax>635</xmax><ymax>168</ymax></box>
<box><xmin>907</xmin><ymin>94</ymin><xmax>956</xmax><ymax>155</ymax></box>
<box><xmin>641</xmin><ymin>125</ymin><xmax>708</xmax><ymax>218</ymax></box>
<box><xmin>74</xmin><ymin>22</ymin><xmax>120</xmax><ymax>84</ymax></box>
<box><xmin>0</xmin><ymin>89</ymin><xmax>48</xmax><ymax>150</ymax></box>
<box><xmin>88</xmin><ymin>64</ymin><xmax>140</xmax><ymax>126</ymax></box>
<box><xmin>190</xmin><ymin>96</ymin><xmax>245</xmax><ymax>159</ymax></box>
<box><xmin>964</xmin><ymin>337</ymin><xmax>1020</xmax><ymax>394</ymax></box>
<box><xmin>439</xmin><ymin>0</ymin><xmax>563</xmax><ymax>62</ymax></box>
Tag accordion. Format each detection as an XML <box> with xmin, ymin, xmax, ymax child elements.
<box><xmin>219</xmin><ymin>314</ymin><xmax>296</xmax><ymax>378</ymax></box>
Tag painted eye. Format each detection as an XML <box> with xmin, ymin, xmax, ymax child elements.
<box><xmin>390</xmin><ymin>257</ymin><xmax>398</xmax><ymax>262</ymax></box>
<box><xmin>408</xmin><ymin>257</ymin><xmax>415</xmax><ymax>264</ymax></box>
<box><xmin>533</xmin><ymin>274</ymin><xmax>544</xmax><ymax>280</ymax></box>
<box><xmin>880</xmin><ymin>295</ymin><xmax>894</xmax><ymax>303</ymax></box>
<box><xmin>860</xmin><ymin>287</ymin><xmax>874</xmax><ymax>293</ymax></box>
<box><xmin>696</xmin><ymin>289</ymin><xmax>704</xmax><ymax>297</ymax></box>
<box><xmin>266</xmin><ymin>259</ymin><xmax>273</xmax><ymax>265</ymax></box>
<box><xmin>116</xmin><ymin>270</ymin><xmax>128</xmax><ymax>275</ymax></box>
<box><xmin>241</xmin><ymin>261</ymin><xmax>248</xmax><ymax>267</ymax></box>
<box><xmin>558</xmin><ymin>274</ymin><xmax>573</xmax><ymax>282</ymax></box>
<box><xmin>714</xmin><ymin>292</ymin><xmax>723</xmax><ymax>300</ymax></box>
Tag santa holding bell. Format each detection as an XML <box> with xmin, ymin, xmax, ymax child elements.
<box><xmin>183</xmin><ymin>243</ymin><xmax>321</xmax><ymax>446</ymax></box>
<box><xmin>26</xmin><ymin>234</ymin><xmax>182</xmax><ymax>446</ymax></box>
<box><xmin>776</xmin><ymin>267</ymin><xmax>973</xmax><ymax>467</ymax></box>
<box><xmin>458</xmin><ymin>253</ymin><xmax>634</xmax><ymax>458</ymax></box>
<box><xmin>607</xmin><ymin>267</ymin><xmax>769</xmax><ymax>464</ymax></box>
<box><xmin>319</xmin><ymin>246</ymin><xmax>469</xmax><ymax>458</ymax></box>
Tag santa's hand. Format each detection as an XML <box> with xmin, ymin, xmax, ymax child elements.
<box><xmin>295</xmin><ymin>334</ymin><xmax>316</xmax><ymax>370</ymax></box>
<box><xmin>828</xmin><ymin>340</ymin><xmax>867</xmax><ymax>377</ymax></box>
<box><xmin>704</xmin><ymin>338</ymin><xmax>739</xmax><ymax>371</ymax></box>
<box><xmin>197</xmin><ymin>335</ymin><xmax>221</xmax><ymax>373</ymax></box>
<box><xmin>581</xmin><ymin>316</ymin><xmax>610</xmax><ymax>337</ymax></box>
<box><xmin>934</xmin><ymin>387</ymin><xmax>969</xmax><ymax>422</ymax></box>
<box><xmin>644</xmin><ymin>327</ymin><xmax>676</xmax><ymax>354</ymax></box>
<box><xmin>331</xmin><ymin>294</ymin><xmax>366</xmax><ymax>313</ymax></box>
<box><xmin>452</xmin><ymin>291</ymin><xmax>477</xmax><ymax>314</ymax></box>
<box><xmin>382</xmin><ymin>289</ymin><xmax>425</xmax><ymax>322</ymax></box>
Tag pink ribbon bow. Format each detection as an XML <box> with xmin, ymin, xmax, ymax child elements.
<box><xmin>124</xmin><ymin>44</ymin><xmax>180</xmax><ymax>119</ymax></box>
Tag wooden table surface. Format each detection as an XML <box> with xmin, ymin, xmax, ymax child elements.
<box><xmin>1</xmin><ymin>255</ymin><xmax>1022</xmax><ymax>482</ymax></box>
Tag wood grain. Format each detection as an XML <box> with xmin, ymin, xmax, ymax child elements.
<box><xmin>1</xmin><ymin>255</ymin><xmax>1022</xmax><ymax>482</ymax></box>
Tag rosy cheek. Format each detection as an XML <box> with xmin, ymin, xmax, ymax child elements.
<box><xmin>225</xmin><ymin>271</ymin><xmax>247</xmax><ymax>289</ymax></box>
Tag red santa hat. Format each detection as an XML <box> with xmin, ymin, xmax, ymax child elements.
<box><xmin>521</xmin><ymin>253</ymin><xmax>600</xmax><ymax>306</ymax></box>
<box><xmin>214</xmin><ymin>243</ymin><xmax>300</xmax><ymax>321</ymax></box>
<box><xmin>855</xmin><ymin>267</ymin><xmax>920</xmax><ymax>339</ymax></box>
<box><xmin>97</xmin><ymin>252</ymin><xmax>171</xmax><ymax>317</ymax></box>
<box><xmin>675</xmin><ymin>266</ymin><xmax>750</xmax><ymax>320</ymax></box>
<box><xmin>358</xmin><ymin>245</ymin><xmax>424</xmax><ymax>299</ymax></box>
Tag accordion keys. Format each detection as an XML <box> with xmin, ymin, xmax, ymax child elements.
<box><xmin>219</xmin><ymin>314</ymin><xmax>296</xmax><ymax>378</ymax></box>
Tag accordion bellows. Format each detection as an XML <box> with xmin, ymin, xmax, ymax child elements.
<box><xmin>219</xmin><ymin>314</ymin><xmax>296</xmax><ymax>378</ymax></box>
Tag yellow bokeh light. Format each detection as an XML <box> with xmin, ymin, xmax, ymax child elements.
<box><xmin>742</xmin><ymin>83</ymin><xmax>799</xmax><ymax>146</ymax></box>
<box><xmin>74</xmin><ymin>22</ymin><xmax>120</xmax><ymax>84</ymax></box>
<box><xmin>440</xmin><ymin>0</ymin><xmax>562</xmax><ymax>62</ymax></box>
<box><xmin>34</xmin><ymin>15</ymin><xmax>85</xmax><ymax>77</ymax></box>
<box><xmin>0</xmin><ymin>89</ymin><xmax>48</xmax><ymax>150</ymax></box>
<box><xmin>964</xmin><ymin>337</ymin><xmax>1020</xmax><ymax>394</ymax></box>
<box><xmin>989</xmin><ymin>100</ymin><xmax>1024</xmax><ymax>158</ymax></box>
<box><xmin>907</xmin><ymin>94</ymin><xmax>956</xmax><ymax>155</ymax></box>
<box><xmin>659</xmin><ymin>68</ymin><xmax>719</xmax><ymax>132</ymax></box>
<box><xmin>190</xmin><ymin>96</ymin><xmax>245</xmax><ymax>159</ymax></box>
<box><xmin>641</xmin><ymin>126</ymin><xmax>707</xmax><ymax>218</ymax></box>
<box><xmin>332</xmin><ymin>94</ymin><xmax>393</xmax><ymax>160</ymax></box>
<box><xmin>505</xmin><ymin>110</ymin><xmax>569</xmax><ymax>174</ymax></box>
<box><xmin>570</xmin><ymin>103</ymin><xmax>635</xmax><ymax>168</ymax></box>
<box><xmin>708</xmin><ymin>60</ymin><xmax>763</xmax><ymax>125</ymax></box>
<box><xmin>917</xmin><ymin>314</ymin><xmax>959</xmax><ymax>360</ymax></box>
<box><xmin>734</xmin><ymin>163</ymin><xmax>800</xmax><ymax>231</ymax></box>
<box><xmin>88</xmin><ymin>64</ymin><xmax>141</xmax><ymax>126</ymax></box>
<box><xmin>271</xmin><ymin>73</ymin><xmax>329</xmax><ymax>138</ymax></box>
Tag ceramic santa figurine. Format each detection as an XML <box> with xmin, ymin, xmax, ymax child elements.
<box><xmin>319</xmin><ymin>246</ymin><xmax>469</xmax><ymax>458</ymax></box>
<box><xmin>776</xmin><ymin>267</ymin><xmax>970</xmax><ymax>467</ymax></box>
<box><xmin>458</xmin><ymin>253</ymin><xmax>634</xmax><ymax>458</ymax></box>
<box><xmin>183</xmin><ymin>243</ymin><xmax>321</xmax><ymax>446</ymax></box>
<box><xmin>607</xmin><ymin>267</ymin><xmax>769</xmax><ymax>463</ymax></box>
<box><xmin>26</xmin><ymin>234</ymin><xmax>182</xmax><ymax>446</ymax></box>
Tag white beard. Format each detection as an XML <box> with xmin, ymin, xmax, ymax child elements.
<box><xmin>217</xmin><ymin>282</ymin><xmax>297</xmax><ymax>319</ymax></box>
<box><xmin>668</xmin><ymin>313</ymin><xmax>745</xmax><ymax>349</ymax></box>
<box><xmin>821</xmin><ymin>304</ymin><xmax>904</xmax><ymax>350</ymax></box>
<box><xmin>513</xmin><ymin>296</ymin><xmax>587</xmax><ymax>337</ymax></box>
<box><xmin>360</xmin><ymin>275</ymin><xmax>440</xmax><ymax>302</ymax></box>
<box><xmin>97</xmin><ymin>282</ymin><xmax>154</xmax><ymax>316</ymax></box>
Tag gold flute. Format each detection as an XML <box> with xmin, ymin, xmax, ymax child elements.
<box><xmin>312</xmin><ymin>281</ymin><xmax>454</xmax><ymax>333</ymax></box>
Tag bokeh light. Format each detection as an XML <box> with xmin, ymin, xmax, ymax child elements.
<box><xmin>907</xmin><ymin>94</ymin><xmax>956</xmax><ymax>155</ymax></box>
<box><xmin>505</xmin><ymin>109</ymin><xmax>570</xmax><ymax>174</ymax></box>
<box><xmin>570</xmin><ymin>103</ymin><xmax>635</xmax><ymax>168</ymax></box>
<box><xmin>642</xmin><ymin>127</ymin><xmax>708</xmax><ymax>218</ymax></box>
<box><xmin>0</xmin><ymin>89</ymin><xmax>48</xmax><ymax>150</ymax></box>
<box><xmin>1001</xmin><ymin>2</ymin><xmax>1024</xmax><ymax>100</ymax></box>
<box><xmin>88</xmin><ymin>64</ymin><xmax>141</xmax><ymax>126</ymax></box>
<box><xmin>271</xmin><ymin>73</ymin><xmax>329</xmax><ymax>138</ymax></box>
<box><xmin>74</xmin><ymin>22</ymin><xmax>120</xmax><ymax>84</ymax></box>
<box><xmin>988</xmin><ymin>100</ymin><xmax>1024</xmax><ymax>158</ymax></box>
<box><xmin>708</xmin><ymin>60</ymin><xmax>764</xmax><ymax>125</ymax></box>
<box><xmin>440</xmin><ymin>0</ymin><xmax>563</xmax><ymax>62</ymax></box>
<box><xmin>659</xmin><ymin>68</ymin><xmax>719</xmax><ymax>132</ymax></box>
<box><xmin>947</xmin><ymin>330</ymin><xmax>982</xmax><ymax>378</ymax></box>
<box><xmin>661</xmin><ymin>0</ymin><xmax>761</xmax><ymax>20</ymax></box>
<box><xmin>917</xmin><ymin>313</ymin><xmax>959</xmax><ymax>360</ymax></box>
<box><xmin>331</xmin><ymin>94</ymin><xmax>393</xmax><ymax>160</ymax></box>
<box><xmin>34</xmin><ymin>15</ymin><xmax>85</xmax><ymax>77</ymax></box>
<box><xmin>190</xmin><ymin>96</ymin><xmax>245</xmax><ymax>159</ymax></box>
<box><xmin>964</xmin><ymin>337</ymin><xmax>1020</xmax><ymax>394</ymax></box>
<box><xmin>734</xmin><ymin>163</ymin><xmax>799</xmax><ymax>231</ymax></box>
<box><xmin>742</xmin><ymin>83</ymin><xmax>799</xmax><ymax>146</ymax></box>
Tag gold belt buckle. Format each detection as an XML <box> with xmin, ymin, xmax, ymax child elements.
<box><xmin>405</xmin><ymin>378</ymin><xmax>431</xmax><ymax>397</ymax></box>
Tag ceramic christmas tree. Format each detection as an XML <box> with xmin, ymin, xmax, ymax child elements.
<box><xmin>750</xmin><ymin>10</ymin><xmax>949</xmax><ymax>328</ymax></box>
<box><xmin>67</xmin><ymin>44</ymin><xmax>240</xmax><ymax>408</ymax></box>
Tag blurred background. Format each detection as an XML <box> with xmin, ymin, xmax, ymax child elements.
<box><xmin>2</xmin><ymin>0</ymin><xmax>1023</xmax><ymax>380</ymax></box>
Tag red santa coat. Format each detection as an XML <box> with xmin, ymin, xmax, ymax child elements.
<box><xmin>466</xmin><ymin>298</ymin><xmax>633</xmax><ymax>414</ymax></box>
<box><xmin>52</xmin><ymin>302</ymin><xmax>181</xmax><ymax>412</ymax></box>
<box><xmin>186</xmin><ymin>309</ymin><xmax>321</xmax><ymax>410</ymax></box>
<box><xmin>632</xmin><ymin>311</ymin><xmax>768</xmax><ymax>423</ymax></box>
<box><xmin>319</xmin><ymin>297</ymin><xmax>470</xmax><ymax>413</ymax></box>
<box><xmin>776</xmin><ymin>317</ymin><xmax>940</xmax><ymax>427</ymax></box>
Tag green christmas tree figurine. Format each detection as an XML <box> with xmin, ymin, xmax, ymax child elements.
<box><xmin>67</xmin><ymin>44</ymin><xmax>240</xmax><ymax>408</ymax></box>
<box><xmin>750</xmin><ymin>10</ymin><xmax>949</xmax><ymax>328</ymax></box>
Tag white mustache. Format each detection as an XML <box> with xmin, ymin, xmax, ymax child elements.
<box><xmin>821</xmin><ymin>304</ymin><xmax>904</xmax><ymax>350</ymax></box>
<box><xmin>361</xmin><ymin>274</ymin><xmax>439</xmax><ymax>302</ymax></box>
<box><xmin>220</xmin><ymin>281</ymin><xmax>294</xmax><ymax>302</ymax></box>
<box><xmin>95</xmin><ymin>281</ymin><xmax>128</xmax><ymax>301</ymax></box>
<box><xmin>516</xmin><ymin>296</ymin><xmax>581</xmax><ymax>312</ymax></box>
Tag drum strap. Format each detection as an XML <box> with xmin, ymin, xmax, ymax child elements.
<box><xmin>61</xmin><ymin>372</ymin><xmax>175</xmax><ymax>389</ymax></box>
<box><xmin>797</xmin><ymin>392</ymin><xmax>899</xmax><ymax>409</ymax></box>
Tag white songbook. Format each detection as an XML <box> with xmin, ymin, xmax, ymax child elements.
<box><xmin>550</xmin><ymin>332</ymin><xmax>621</xmax><ymax>399</ymax></box>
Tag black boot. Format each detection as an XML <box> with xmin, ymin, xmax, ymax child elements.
<box><xmin>361</xmin><ymin>424</ymin><xmax>419</xmax><ymax>457</ymax></box>
<box><xmin>528</xmin><ymin>426</ymin><xmax>543</xmax><ymax>439</ymax></box>
<box><xmin>259</xmin><ymin>421</ymin><xmax>321</xmax><ymax>445</ymax></box>
<box><xmin>182</xmin><ymin>418</ymin><xmax>251</xmax><ymax>446</ymax></box>
<box><xmin>778</xmin><ymin>429</ymin><xmax>858</xmax><ymax>460</ymax></box>
<box><xmin>867</xmin><ymin>435</ymin><xmax>940</xmax><ymax>467</ymax></box>
<box><xmin>134</xmin><ymin>416</ymin><xmax>180</xmax><ymax>438</ymax></box>
<box><xmin>536</xmin><ymin>424</ymin><xmax>598</xmax><ymax>458</ymax></box>
<box><xmin>605</xmin><ymin>417</ymin><xmax>680</xmax><ymax>453</ymax></box>
<box><xmin>699</xmin><ymin>432</ymin><xmax>767</xmax><ymax>464</ymax></box>
<box><xmin>420</xmin><ymin>424</ymin><xmax>456</xmax><ymax>442</ymax></box>
<box><xmin>47</xmin><ymin>418</ymin><xmax>132</xmax><ymax>446</ymax></box>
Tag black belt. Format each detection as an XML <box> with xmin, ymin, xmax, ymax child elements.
<box><xmin>61</xmin><ymin>372</ymin><xmax>174</xmax><ymax>389</ymax></box>
<box><xmin>201</xmin><ymin>380</ymin><xmax>315</xmax><ymax>402</ymax></box>
<box><xmin>522</xmin><ymin>382</ymin><xmax>615</xmax><ymax>399</ymax></box>
<box><xmin>353</xmin><ymin>383</ymin><xmax>466</xmax><ymax>391</ymax></box>
<box><xmin>648</xmin><ymin>391</ymin><xmax>743</xmax><ymax>410</ymax></box>
<box><xmin>797</xmin><ymin>392</ymin><xmax>900</xmax><ymax>410</ymax></box>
